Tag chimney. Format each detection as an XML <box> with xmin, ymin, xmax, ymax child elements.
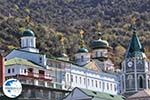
<box><xmin>0</xmin><ymin>54</ymin><xmax>5</xmax><ymax>86</ymax></box>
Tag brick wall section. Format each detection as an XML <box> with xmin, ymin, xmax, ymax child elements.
<box><xmin>0</xmin><ymin>54</ymin><xmax>5</xmax><ymax>86</ymax></box>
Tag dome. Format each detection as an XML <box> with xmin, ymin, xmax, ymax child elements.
<box><xmin>22</xmin><ymin>29</ymin><xmax>35</xmax><ymax>37</ymax></box>
<box><xmin>77</xmin><ymin>47</ymin><xmax>88</xmax><ymax>53</ymax></box>
<box><xmin>90</xmin><ymin>39</ymin><xmax>109</xmax><ymax>49</ymax></box>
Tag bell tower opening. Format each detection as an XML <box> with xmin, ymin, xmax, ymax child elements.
<box><xmin>127</xmin><ymin>75</ymin><xmax>133</xmax><ymax>89</ymax></box>
<box><xmin>139</xmin><ymin>76</ymin><xmax>143</xmax><ymax>88</ymax></box>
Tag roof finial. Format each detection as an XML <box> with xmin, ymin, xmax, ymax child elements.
<box><xmin>79</xmin><ymin>30</ymin><xmax>85</xmax><ymax>48</ymax></box>
<box><xmin>60</xmin><ymin>35</ymin><xmax>66</xmax><ymax>54</ymax></box>
<box><xmin>131</xmin><ymin>16</ymin><xmax>137</xmax><ymax>34</ymax></box>
<box><xmin>95</xmin><ymin>22</ymin><xmax>102</xmax><ymax>39</ymax></box>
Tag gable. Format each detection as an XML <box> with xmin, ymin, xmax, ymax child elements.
<box><xmin>64</xmin><ymin>88</ymin><xmax>124</xmax><ymax>100</ymax></box>
<box><xmin>84</xmin><ymin>61</ymin><xmax>101</xmax><ymax>72</ymax></box>
<box><xmin>6</xmin><ymin>49</ymin><xmax>46</xmax><ymax>67</ymax></box>
<box><xmin>64</xmin><ymin>88</ymin><xmax>92</xmax><ymax>100</ymax></box>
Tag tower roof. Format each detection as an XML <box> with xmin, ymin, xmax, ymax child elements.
<box><xmin>126</xmin><ymin>32</ymin><xmax>146</xmax><ymax>58</ymax></box>
<box><xmin>22</xmin><ymin>29</ymin><xmax>35</xmax><ymax>37</ymax></box>
<box><xmin>90</xmin><ymin>39</ymin><xmax>109</xmax><ymax>49</ymax></box>
<box><xmin>77</xmin><ymin>47</ymin><xmax>88</xmax><ymax>53</ymax></box>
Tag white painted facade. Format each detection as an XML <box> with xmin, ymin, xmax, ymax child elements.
<box><xmin>92</xmin><ymin>49</ymin><xmax>108</xmax><ymax>58</ymax></box>
<box><xmin>75</xmin><ymin>52</ymin><xmax>91</xmax><ymax>66</ymax></box>
<box><xmin>6</xmin><ymin>50</ymin><xmax>47</xmax><ymax>67</ymax></box>
<box><xmin>6</xmin><ymin>29</ymin><xmax>46</xmax><ymax>67</ymax></box>
<box><xmin>5</xmin><ymin>64</ymin><xmax>52</xmax><ymax>87</ymax></box>
<box><xmin>61</xmin><ymin>64</ymin><xmax>119</xmax><ymax>95</ymax></box>
<box><xmin>21</xmin><ymin>36</ymin><xmax>36</xmax><ymax>48</ymax></box>
<box><xmin>5</xmin><ymin>29</ymin><xmax>120</xmax><ymax>96</ymax></box>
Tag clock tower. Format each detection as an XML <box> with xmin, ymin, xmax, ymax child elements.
<box><xmin>121</xmin><ymin>31</ymin><xmax>150</xmax><ymax>96</ymax></box>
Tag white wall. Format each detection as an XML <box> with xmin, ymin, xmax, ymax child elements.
<box><xmin>75</xmin><ymin>53</ymin><xmax>91</xmax><ymax>66</ymax></box>
<box><xmin>6</xmin><ymin>50</ymin><xmax>47</xmax><ymax>67</ymax></box>
<box><xmin>92</xmin><ymin>49</ymin><xmax>108</xmax><ymax>58</ymax></box>
<box><xmin>62</xmin><ymin>66</ymin><xmax>119</xmax><ymax>95</ymax></box>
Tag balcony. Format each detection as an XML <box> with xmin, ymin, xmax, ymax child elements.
<box><xmin>15</xmin><ymin>73</ymin><xmax>52</xmax><ymax>82</ymax></box>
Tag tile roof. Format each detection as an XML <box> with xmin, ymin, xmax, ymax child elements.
<box><xmin>128</xmin><ymin>89</ymin><xmax>150</xmax><ymax>99</ymax></box>
<box><xmin>5</xmin><ymin>57</ymin><xmax>39</xmax><ymax>68</ymax></box>
<box><xmin>78</xmin><ymin>87</ymin><xmax>125</xmax><ymax>100</ymax></box>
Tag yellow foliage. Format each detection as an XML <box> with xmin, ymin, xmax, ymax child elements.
<box><xmin>14</xmin><ymin>4</ymin><xmax>19</xmax><ymax>10</ymax></box>
<box><xmin>8</xmin><ymin>45</ymin><xmax>17</xmax><ymax>50</ymax></box>
<box><xmin>25</xmin><ymin>8</ymin><xmax>30</xmax><ymax>13</ymax></box>
<box><xmin>18</xmin><ymin>27</ymin><xmax>26</xmax><ymax>33</ymax></box>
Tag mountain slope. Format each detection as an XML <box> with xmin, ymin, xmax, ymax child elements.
<box><xmin>0</xmin><ymin>0</ymin><xmax>150</xmax><ymax>67</ymax></box>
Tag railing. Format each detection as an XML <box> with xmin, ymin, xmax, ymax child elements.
<box><xmin>17</xmin><ymin>74</ymin><xmax>52</xmax><ymax>81</ymax></box>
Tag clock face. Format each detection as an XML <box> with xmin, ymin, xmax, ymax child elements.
<box><xmin>127</xmin><ymin>61</ymin><xmax>133</xmax><ymax>67</ymax></box>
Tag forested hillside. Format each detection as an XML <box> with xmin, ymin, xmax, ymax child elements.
<box><xmin>0</xmin><ymin>0</ymin><xmax>150</xmax><ymax>67</ymax></box>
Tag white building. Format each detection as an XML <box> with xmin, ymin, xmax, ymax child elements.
<box><xmin>5</xmin><ymin>29</ymin><xmax>120</xmax><ymax>96</ymax></box>
<box><xmin>47</xmin><ymin>34</ymin><xmax>120</xmax><ymax>95</ymax></box>
<box><xmin>5</xmin><ymin>29</ymin><xmax>52</xmax><ymax>87</ymax></box>
<box><xmin>6</xmin><ymin>29</ymin><xmax>47</xmax><ymax>67</ymax></box>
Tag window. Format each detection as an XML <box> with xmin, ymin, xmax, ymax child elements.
<box><xmin>8</xmin><ymin>69</ymin><xmax>10</xmax><ymax>73</ymax></box>
<box><xmin>103</xmin><ymin>82</ymin><xmax>105</xmax><ymax>90</ymax></box>
<box><xmin>96</xmin><ymin>51</ymin><xmax>98</xmax><ymax>57</ymax></box>
<box><xmin>79</xmin><ymin>77</ymin><xmax>82</xmax><ymax>84</ymax></box>
<box><xmin>114</xmin><ymin>84</ymin><xmax>117</xmax><ymax>91</ymax></box>
<box><xmin>88</xmin><ymin>79</ymin><xmax>90</xmax><ymax>85</ymax></box>
<box><xmin>22</xmin><ymin>39</ymin><xmax>24</xmax><ymax>47</ymax></box>
<box><xmin>39</xmin><ymin>70</ymin><xmax>45</xmax><ymax>75</ymax></box>
<box><xmin>92</xmin><ymin>80</ymin><xmax>94</xmax><ymax>87</ymax></box>
<box><xmin>81</xmin><ymin>56</ymin><xmax>84</xmax><ymax>62</ymax></box>
<box><xmin>110</xmin><ymin>84</ymin><xmax>113</xmax><ymax>91</ymax></box>
<box><xmin>24</xmin><ymin>69</ymin><xmax>26</xmax><ymax>73</ymax></box>
<box><xmin>95</xmin><ymin>80</ymin><xmax>98</xmax><ymax>87</ymax></box>
<box><xmin>107</xmin><ymin>83</ymin><xmax>109</xmax><ymax>90</ymax></box>
<box><xmin>12</xmin><ymin>68</ymin><xmax>15</xmax><ymax>73</ymax></box>
<box><xmin>138</xmin><ymin>75</ymin><xmax>144</xmax><ymax>88</ymax></box>
<box><xmin>28</xmin><ymin>68</ymin><xmax>33</xmax><ymax>72</ymax></box>
<box><xmin>127</xmin><ymin>75</ymin><xmax>133</xmax><ymax>89</ymax></box>
<box><xmin>75</xmin><ymin>76</ymin><xmax>77</xmax><ymax>83</ymax></box>
<box><xmin>31</xmin><ymin>39</ymin><xmax>33</xmax><ymax>47</ymax></box>
<box><xmin>39</xmin><ymin>57</ymin><xmax>42</xmax><ymax>63</ymax></box>
<box><xmin>26</xmin><ymin>39</ymin><xmax>28</xmax><ymax>46</ymax></box>
<box><xmin>101</xmin><ymin>52</ymin><xmax>103</xmax><ymax>57</ymax></box>
<box><xmin>84</xmin><ymin>78</ymin><xmax>86</xmax><ymax>85</ymax></box>
<box><xmin>39</xmin><ymin>70</ymin><xmax>45</xmax><ymax>78</ymax></box>
<box><xmin>99</xmin><ymin>81</ymin><xmax>101</xmax><ymax>88</ymax></box>
<box><xmin>71</xmin><ymin>75</ymin><xmax>73</xmax><ymax>82</ymax></box>
<box><xmin>49</xmin><ymin>74</ymin><xmax>51</xmax><ymax>77</ymax></box>
<box><xmin>28</xmin><ymin>68</ymin><xmax>33</xmax><ymax>76</ymax></box>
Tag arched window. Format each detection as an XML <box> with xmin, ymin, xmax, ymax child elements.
<box><xmin>138</xmin><ymin>75</ymin><xmax>144</xmax><ymax>88</ymax></box>
<box><xmin>81</xmin><ymin>55</ymin><xmax>84</xmax><ymax>62</ymax></box>
<box><xmin>127</xmin><ymin>75</ymin><xmax>133</xmax><ymax>89</ymax></box>
<box><xmin>148</xmin><ymin>79</ymin><xmax>150</xmax><ymax>88</ymax></box>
